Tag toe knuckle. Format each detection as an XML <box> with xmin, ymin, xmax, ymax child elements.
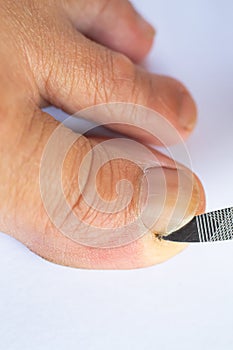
<box><xmin>81</xmin><ymin>48</ymin><xmax>137</xmax><ymax>105</ymax></box>
<box><xmin>105</xmin><ymin>52</ymin><xmax>139</xmax><ymax>102</ymax></box>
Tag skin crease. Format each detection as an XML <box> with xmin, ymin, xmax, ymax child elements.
<box><xmin>0</xmin><ymin>0</ymin><xmax>206</xmax><ymax>269</ymax></box>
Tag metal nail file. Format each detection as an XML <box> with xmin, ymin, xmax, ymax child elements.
<box><xmin>163</xmin><ymin>207</ymin><xmax>233</xmax><ymax>243</ymax></box>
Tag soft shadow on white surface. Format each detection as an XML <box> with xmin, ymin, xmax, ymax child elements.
<box><xmin>1</xmin><ymin>1</ymin><xmax>233</xmax><ymax>349</ymax></box>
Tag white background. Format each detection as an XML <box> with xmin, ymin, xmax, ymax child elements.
<box><xmin>1</xmin><ymin>0</ymin><xmax>233</xmax><ymax>349</ymax></box>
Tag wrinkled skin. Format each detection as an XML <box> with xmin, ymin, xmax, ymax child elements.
<box><xmin>0</xmin><ymin>0</ymin><xmax>205</xmax><ymax>269</ymax></box>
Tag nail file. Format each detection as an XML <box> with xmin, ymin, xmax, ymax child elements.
<box><xmin>163</xmin><ymin>207</ymin><xmax>233</xmax><ymax>243</ymax></box>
